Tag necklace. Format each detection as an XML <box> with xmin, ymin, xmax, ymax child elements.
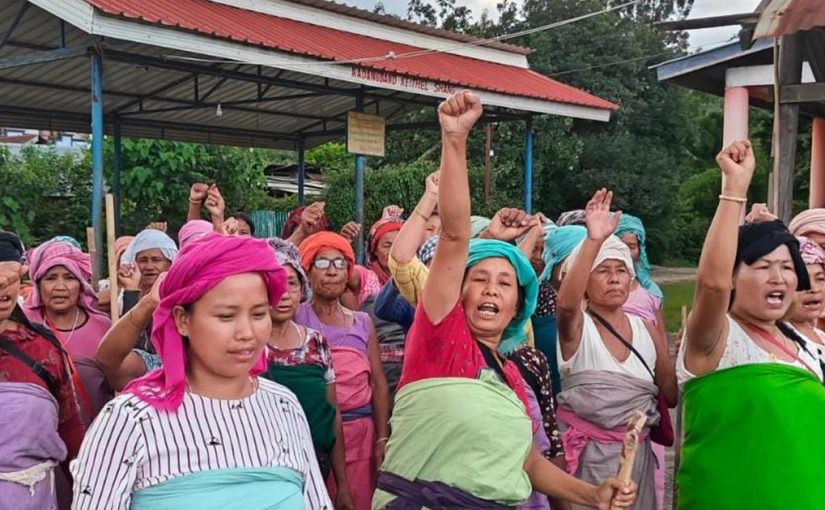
<box><xmin>271</xmin><ymin>321</ymin><xmax>303</xmax><ymax>350</ymax></box>
<box><xmin>51</xmin><ymin>307</ymin><xmax>80</xmax><ymax>346</ymax></box>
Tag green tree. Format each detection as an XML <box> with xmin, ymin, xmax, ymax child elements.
<box><xmin>0</xmin><ymin>146</ymin><xmax>92</xmax><ymax>247</ymax></box>
<box><xmin>109</xmin><ymin>139</ymin><xmax>277</xmax><ymax>236</ymax></box>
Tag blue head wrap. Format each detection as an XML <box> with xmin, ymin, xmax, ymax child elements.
<box><xmin>466</xmin><ymin>239</ymin><xmax>538</xmax><ymax>355</ymax></box>
<box><xmin>51</xmin><ymin>236</ymin><xmax>82</xmax><ymax>250</ymax></box>
<box><xmin>614</xmin><ymin>214</ymin><xmax>663</xmax><ymax>299</ymax></box>
<box><xmin>539</xmin><ymin>225</ymin><xmax>587</xmax><ymax>283</ymax></box>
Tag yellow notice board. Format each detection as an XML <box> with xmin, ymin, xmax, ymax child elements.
<box><xmin>347</xmin><ymin>111</ymin><xmax>386</xmax><ymax>157</ymax></box>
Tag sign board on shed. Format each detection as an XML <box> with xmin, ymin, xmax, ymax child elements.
<box><xmin>347</xmin><ymin>111</ymin><xmax>386</xmax><ymax>157</ymax></box>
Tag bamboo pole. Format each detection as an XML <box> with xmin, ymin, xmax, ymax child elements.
<box><xmin>105</xmin><ymin>194</ymin><xmax>119</xmax><ymax>322</ymax></box>
<box><xmin>609</xmin><ymin>410</ymin><xmax>647</xmax><ymax>510</ymax></box>
<box><xmin>86</xmin><ymin>227</ymin><xmax>99</xmax><ymax>292</ymax></box>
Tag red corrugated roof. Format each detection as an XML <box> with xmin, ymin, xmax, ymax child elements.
<box><xmin>86</xmin><ymin>0</ymin><xmax>617</xmax><ymax>111</ymax></box>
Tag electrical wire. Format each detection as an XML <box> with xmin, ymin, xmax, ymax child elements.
<box><xmin>163</xmin><ymin>0</ymin><xmax>642</xmax><ymax>68</ymax></box>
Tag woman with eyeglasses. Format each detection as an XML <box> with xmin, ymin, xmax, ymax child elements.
<box><xmin>264</xmin><ymin>238</ymin><xmax>354</xmax><ymax>510</ymax></box>
<box><xmin>297</xmin><ymin>232</ymin><xmax>390</xmax><ymax>510</ymax></box>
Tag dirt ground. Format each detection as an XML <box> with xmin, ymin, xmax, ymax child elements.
<box><xmin>650</xmin><ymin>266</ymin><xmax>696</xmax><ymax>285</ymax></box>
<box><xmin>652</xmin><ymin>266</ymin><xmax>694</xmax><ymax>509</ymax></box>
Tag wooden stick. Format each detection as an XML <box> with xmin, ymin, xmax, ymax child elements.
<box><xmin>681</xmin><ymin>305</ymin><xmax>688</xmax><ymax>330</ymax></box>
<box><xmin>86</xmin><ymin>227</ymin><xmax>99</xmax><ymax>293</ymax></box>
<box><xmin>609</xmin><ymin>410</ymin><xmax>647</xmax><ymax>510</ymax></box>
<box><xmin>105</xmin><ymin>194</ymin><xmax>120</xmax><ymax>322</ymax></box>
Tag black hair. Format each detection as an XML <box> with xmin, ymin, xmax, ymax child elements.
<box><xmin>230</xmin><ymin>212</ymin><xmax>256</xmax><ymax>236</ymax></box>
<box><xmin>776</xmin><ymin>321</ymin><xmax>816</xmax><ymax>359</ymax></box>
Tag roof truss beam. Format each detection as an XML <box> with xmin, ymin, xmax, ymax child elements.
<box><xmin>101</xmin><ymin>48</ymin><xmax>440</xmax><ymax>108</ymax></box>
<box><xmin>780</xmin><ymin>83</ymin><xmax>825</xmax><ymax>104</ymax></box>
<box><xmin>0</xmin><ymin>45</ymin><xmax>89</xmax><ymax>71</ymax></box>
<box><xmin>0</xmin><ymin>2</ymin><xmax>31</xmax><ymax>52</ymax></box>
<box><xmin>0</xmin><ymin>103</ymin><xmax>300</xmax><ymax>141</ymax></box>
<box><xmin>117</xmin><ymin>102</ymin><xmax>336</xmax><ymax>122</ymax></box>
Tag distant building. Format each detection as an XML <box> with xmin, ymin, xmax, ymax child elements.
<box><xmin>264</xmin><ymin>163</ymin><xmax>325</xmax><ymax>198</ymax></box>
<box><xmin>0</xmin><ymin>128</ymin><xmax>88</xmax><ymax>156</ymax></box>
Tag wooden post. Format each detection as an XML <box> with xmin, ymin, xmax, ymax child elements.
<box><xmin>610</xmin><ymin>410</ymin><xmax>647</xmax><ymax>510</ymax></box>
<box><xmin>86</xmin><ymin>227</ymin><xmax>99</xmax><ymax>292</ymax></box>
<box><xmin>483</xmin><ymin>123</ymin><xmax>494</xmax><ymax>204</ymax></box>
<box><xmin>105</xmin><ymin>194</ymin><xmax>119</xmax><ymax>322</ymax></box>
<box><xmin>810</xmin><ymin>118</ymin><xmax>825</xmax><ymax>208</ymax></box>
<box><xmin>773</xmin><ymin>34</ymin><xmax>804</xmax><ymax>223</ymax></box>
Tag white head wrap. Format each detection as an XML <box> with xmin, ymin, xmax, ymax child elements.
<box><xmin>121</xmin><ymin>229</ymin><xmax>179</xmax><ymax>265</ymax></box>
<box><xmin>561</xmin><ymin>235</ymin><xmax>636</xmax><ymax>279</ymax></box>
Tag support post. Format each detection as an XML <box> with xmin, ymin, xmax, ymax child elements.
<box><xmin>483</xmin><ymin>123</ymin><xmax>493</xmax><ymax>204</ymax></box>
<box><xmin>297</xmin><ymin>138</ymin><xmax>306</xmax><ymax>207</ymax></box>
<box><xmin>524</xmin><ymin>116</ymin><xmax>534</xmax><ymax>214</ymax></box>
<box><xmin>354</xmin><ymin>93</ymin><xmax>366</xmax><ymax>264</ymax></box>
<box><xmin>723</xmin><ymin>87</ymin><xmax>749</xmax><ymax>146</ymax></box>
<box><xmin>773</xmin><ymin>34</ymin><xmax>803</xmax><ymax>223</ymax></box>
<box><xmin>113</xmin><ymin>121</ymin><xmax>123</xmax><ymax>236</ymax></box>
<box><xmin>91</xmin><ymin>53</ymin><xmax>105</xmax><ymax>279</ymax></box>
<box><xmin>811</xmin><ymin>118</ymin><xmax>825</xmax><ymax>208</ymax></box>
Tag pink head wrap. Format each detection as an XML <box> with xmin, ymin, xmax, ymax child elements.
<box><xmin>789</xmin><ymin>209</ymin><xmax>825</xmax><ymax>237</ymax></box>
<box><xmin>796</xmin><ymin>236</ymin><xmax>825</xmax><ymax>267</ymax></box>
<box><xmin>115</xmin><ymin>236</ymin><xmax>135</xmax><ymax>264</ymax></box>
<box><xmin>125</xmin><ymin>233</ymin><xmax>287</xmax><ymax>412</ymax></box>
<box><xmin>24</xmin><ymin>240</ymin><xmax>105</xmax><ymax>319</ymax></box>
<box><xmin>178</xmin><ymin>220</ymin><xmax>214</xmax><ymax>249</ymax></box>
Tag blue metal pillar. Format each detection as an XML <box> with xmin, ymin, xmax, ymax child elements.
<box><xmin>524</xmin><ymin>116</ymin><xmax>534</xmax><ymax>214</ymax></box>
<box><xmin>297</xmin><ymin>137</ymin><xmax>306</xmax><ymax>207</ymax></box>
<box><xmin>91</xmin><ymin>53</ymin><xmax>105</xmax><ymax>276</ymax></box>
<box><xmin>354</xmin><ymin>93</ymin><xmax>366</xmax><ymax>264</ymax></box>
<box><xmin>113</xmin><ymin>121</ymin><xmax>123</xmax><ymax>236</ymax></box>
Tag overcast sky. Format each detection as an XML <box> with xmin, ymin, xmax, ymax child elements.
<box><xmin>344</xmin><ymin>0</ymin><xmax>763</xmax><ymax>50</ymax></box>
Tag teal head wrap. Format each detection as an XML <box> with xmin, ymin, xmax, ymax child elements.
<box><xmin>467</xmin><ymin>239</ymin><xmax>538</xmax><ymax>355</ymax></box>
<box><xmin>539</xmin><ymin>225</ymin><xmax>587</xmax><ymax>283</ymax></box>
<box><xmin>614</xmin><ymin>214</ymin><xmax>663</xmax><ymax>299</ymax></box>
<box><xmin>51</xmin><ymin>236</ymin><xmax>82</xmax><ymax>250</ymax></box>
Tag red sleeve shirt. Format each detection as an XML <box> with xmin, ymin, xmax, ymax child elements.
<box><xmin>0</xmin><ymin>325</ymin><xmax>87</xmax><ymax>459</ymax></box>
<box><xmin>398</xmin><ymin>299</ymin><xmax>532</xmax><ymax>419</ymax></box>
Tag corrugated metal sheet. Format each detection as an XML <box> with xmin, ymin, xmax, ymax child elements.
<box><xmin>247</xmin><ymin>210</ymin><xmax>290</xmax><ymax>238</ymax></box>
<box><xmin>754</xmin><ymin>0</ymin><xmax>825</xmax><ymax>39</ymax></box>
<box><xmin>86</xmin><ymin>0</ymin><xmax>617</xmax><ymax>110</ymax></box>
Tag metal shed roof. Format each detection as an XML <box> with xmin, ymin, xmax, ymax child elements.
<box><xmin>0</xmin><ymin>0</ymin><xmax>617</xmax><ymax>151</ymax></box>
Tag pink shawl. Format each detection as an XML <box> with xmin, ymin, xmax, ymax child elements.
<box><xmin>125</xmin><ymin>233</ymin><xmax>287</xmax><ymax>411</ymax></box>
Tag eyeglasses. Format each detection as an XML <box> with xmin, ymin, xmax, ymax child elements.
<box><xmin>313</xmin><ymin>258</ymin><xmax>348</xmax><ymax>270</ymax></box>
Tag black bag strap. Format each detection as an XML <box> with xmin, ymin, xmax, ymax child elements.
<box><xmin>0</xmin><ymin>335</ymin><xmax>60</xmax><ymax>395</ymax></box>
<box><xmin>477</xmin><ymin>341</ymin><xmax>508</xmax><ymax>383</ymax></box>
<box><xmin>587</xmin><ymin>309</ymin><xmax>655</xmax><ymax>380</ymax></box>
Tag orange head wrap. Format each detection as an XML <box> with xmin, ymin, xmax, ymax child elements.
<box><xmin>299</xmin><ymin>231</ymin><xmax>356</xmax><ymax>277</ymax></box>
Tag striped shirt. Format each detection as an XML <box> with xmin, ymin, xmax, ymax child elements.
<box><xmin>70</xmin><ymin>378</ymin><xmax>332</xmax><ymax>509</ymax></box>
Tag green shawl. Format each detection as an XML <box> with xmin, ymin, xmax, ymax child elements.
<box><xmin>677</xmin><ymin>363</ymin><xmax>825</xmax><ymax>510</ymax></box>
<box><xmin>372</xmin><ymin>373</ymin><xmax>533</xmax><ymax>509</ymax></box>
<box><xmin>264</xmin><ymin>364</ymin><xmax>336</xmax><ymax>453</ymax></box>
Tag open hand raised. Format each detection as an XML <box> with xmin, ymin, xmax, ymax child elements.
<box><xmin>585</xmin><ymin>189</ymin><xmax>621</xmax><ymax>242</ymax></box>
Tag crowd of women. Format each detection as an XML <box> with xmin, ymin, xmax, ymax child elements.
<box><xmin>1</xmin><ymin>90</ymin><xmax>823</xmax><ymax>510</ymax></box>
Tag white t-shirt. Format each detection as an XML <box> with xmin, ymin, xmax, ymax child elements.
<box><xmin>558</xmin><ymin>312</ymin><xmax>656</xmax><ymax>384</ymax></box>
<box><xmin>677</xmin><ymin>315</ymin><xmax>824</xmax><ymax>386</ymax></box>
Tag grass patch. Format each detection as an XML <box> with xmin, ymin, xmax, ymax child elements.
<box><xmin>661</xmin><ymin>281</ymin><xmax>695</xmax><ymax>333</ymax></box>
